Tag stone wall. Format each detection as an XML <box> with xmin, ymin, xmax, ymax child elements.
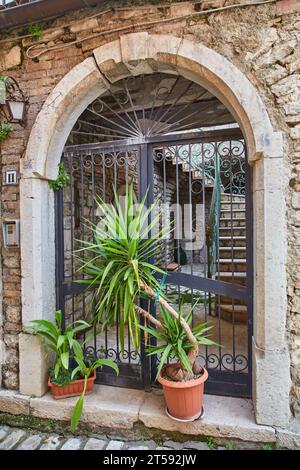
<box><xmin>0</xmin><ymin>1</ymin><xmax>299</xmax><ymax>416</ymax></box>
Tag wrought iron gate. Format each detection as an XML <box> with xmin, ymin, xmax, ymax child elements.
<box><xmin>55</xmin><ymin>128</ymin><xmax>253</xmax><ymax>397</ymax></box>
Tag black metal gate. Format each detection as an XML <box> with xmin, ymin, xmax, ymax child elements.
<box><xmin>55</xmin><ymin>128</ymin><xmax>253</xmax><ymax>397</ymax></box>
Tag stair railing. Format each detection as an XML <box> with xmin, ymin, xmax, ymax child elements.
<box><xmin>207</xmin><ymin>152</ymin><xmax>221</xmax><ymax>278</ymax></box>
<box><xmin>206</xmin><ymin>151</ymin><xmax>221</xmax><ymax>314</ymax></box>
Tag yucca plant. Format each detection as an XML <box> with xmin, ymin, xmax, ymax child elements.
<box><xmin>76</xmin><ymin>182</ymin><xmax>201</xmax><ymax>373</ymax></box>
<box><xmin>139</xmin><ymin>303</ymin><xmax>218</xmax><ymax>380</ymax></box>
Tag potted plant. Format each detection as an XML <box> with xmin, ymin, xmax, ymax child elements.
<box><xmin>139</xmin><ymin>303</ymin><xmax>217</xmax><ymax>421</ymax></box>
<box><xmin>25</xmin><ymin>310</ymin><xmax>119</xmax><ymax>431</ymax></box>
<box><xmin>77</xmin><ymin>183</ymin><xmax>217</xmax><ymax>421</ymax></box>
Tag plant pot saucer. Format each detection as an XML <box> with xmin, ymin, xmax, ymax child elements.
<box><xmin>165</xmin><ymin>406</ymin><xmax>205</xmax><ymax>423</ymax></box>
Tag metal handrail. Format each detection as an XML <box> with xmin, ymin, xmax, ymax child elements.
<box><xmin>206</xmin><ymin>151</ymin><xmax>221</xmax><ymax>280</ymax></box>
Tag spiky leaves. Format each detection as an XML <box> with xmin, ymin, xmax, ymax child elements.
<box><xmin>140</xmin><ymin>304</ymin><xmax>218</xmax><ymax>378</ymax></box>
<box><xmin>76</xmin><ymin>183</ymin><xmax>169</xmax><ymax>352</ymax></box>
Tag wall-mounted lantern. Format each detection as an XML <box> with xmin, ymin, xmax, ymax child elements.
<box><xmin>0</xmin><ymin>76</ymin><xmax>28</xmax><ymax>126</ymax></box>
<box><xmin>2</xmin><ymin>220</ymin><xmax>20</xmax><ymax>248</ymax></box>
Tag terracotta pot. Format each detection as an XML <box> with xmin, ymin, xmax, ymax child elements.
<box><xmin>48</xmin><ymin>370</ymin><xmax>96</xmax><ymax>399</ymax></box>
<box><xmin>157</xmin><ymin>363</ymin><xmax>208</xmax><ymax>421</ymax></box>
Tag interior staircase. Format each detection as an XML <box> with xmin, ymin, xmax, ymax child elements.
<box><xmin>170</xmin><ymin>149</ymin><xmax>248</xmax><ymax>323</ymax></box>
<box><xmin>216</xmin><ymin>193</ymin><xmax>247</xmax><ymax>323</ymax></box>
<box><xmin>173</xmin><ymin>153</ymin><xmax>215</xmax><ymax>187</ymax></box>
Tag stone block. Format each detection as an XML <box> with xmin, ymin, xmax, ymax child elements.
<box><xmin>276</xmin><ymin>0</ymin><xmax>300</xmax><ymax>15</ymax></box>
<box><xmin>277</xmin><ymin>417</ymin><xmax>300</xmax><ymax>449</ymax></box>
<box><xmin>70</xmin><ymin>18</ymin><xmax>98</xmax><ymax>33</ymax></box>
<box><xmin>17</xmin><ymin>434</ymin><xmax>43</xmax><ymax>450</ymax></box>
<box><xmin>5</xmin><ymin>306</ymin><xmax>21</xmax><ymax>324</ymax></box>
<box><xmin>19</xmin><ymin>333</ymin><xmax>51</xmax><ymax>397</ymax></box>
<box><xmin>201</xmin><ymin>0</ymin><xmax>225</xmax><ymax>9</ymax></box>
<box><xmin>0</xmin><ymin>426</ymin><xmax>9</xmax><ymax>441</ymax></box>
<box><xmin>292</xmin><ymin>192</ymin><xmax>300</xmax><ymax>210</ymax></box>
<box><xmin>0</xmin><ymin>389</ymin><xmax>30</xmax><ymax>415</ymax></box>
<box><xmin>2</xmin><ymin>368</ymin><xmax>19</xmax><ymax>390</ymax></box>
<box><xmin>106</xmin><ymin>440</ymin><xmax>125</xmax><ymax>450</ymax></box>
<box><xmin>40</xmin><ymin>435</ymin><xmax>65</xmax><ymax>450</ymax></box>
<box><xmin>29</xmin><ymin>384</ymin><xmax>145</xmax><ymax>429</ymax></box>
<box><xmin>184</xmin><ymin>441</ymin><xmax>210</xmax><ymax>450</ymax></box>
<box><xmin>139</xmin><ymin>393</ymin><xmax>276</xmax><ymax>442</ymax></box>
<box><xmin>253</xmin><ymin>344</ymin><xmax>291</xmax><ymax>428</ymax></box>
<box><xmin>291</xmin><ymin>125</ymin><xmax>300</xmax><ymax>140</ymax></box>
<box><xmin>127</xmin><ymin>445</ymin><xmax>149</xmax><ymax>450</ymax></box>
<box><xmin>0</xmin><ymin>46</ymin><xmax>22</xmax><ymax>72</ymax></box>
<box><xmin>61</xmin><ymin>438</ymin><xmax>82</xmax><ymax>450</ymax></box>
<box><xmin>257</xmin><ymin>64</ymin><xmax>288</xmax><ymax>86</ymax></box>
<box><xmin>271</xmin><ymin>74</ymin><xmax>300</xmax><ymax>97</ymax></box>
<box><xmin>84</xmin><ymin>438</ymin><xmax>107</xmax><ymax>450</ymax></box>
<box><xmin>0</xmin><ymin>429</ymin><xmax>27</xmax><ymax>450</ymax></box>
<box><xmin>287</xmin><ymin>59</ymin><xmax>300</xmax><ymax>74</ymax></box>
<box><xmin>254</xmin><ymin>41</ymin><xmax>296</xmax><ymax>70</ymax></box>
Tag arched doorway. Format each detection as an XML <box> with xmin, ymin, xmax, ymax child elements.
<box><xmin>55</xmin><ymin>72</ymin><xmax>253</xmax><ymax>397</ymax></box>
<box><xmin>21</xmin><ymin>33</ymin><xmax>290</xmax><ymax>426</ymax></box>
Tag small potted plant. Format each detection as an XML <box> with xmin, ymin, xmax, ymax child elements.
<box><xmin>25</xmin><ymin>310</ymin><xmax>119</xmax><ymax>431</ymax></box>
<box><xmin>77</xmin><ymin>183</ymin><xmax>218</xmax><ymax>421</ymax></box>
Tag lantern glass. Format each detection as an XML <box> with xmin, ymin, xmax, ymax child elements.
<box><xmin>6</xmin><ymin>100</ymin><xmax>25</xmax><ymax>121</ymax></box>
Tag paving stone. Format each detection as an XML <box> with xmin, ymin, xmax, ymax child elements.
<box><xmin>0</xmin><ymin>426</ymin><xmax>10</xmax><ymax>441</ymax></box>
<box><xmin>106</xmin><ymin>440</ymin><xmax>125</xmax><ymax>450</ymax></box>
<box><xmin>183</xmin><ymin>441</ymin><xmax>210</xmax><ymax>450</ymax></box>
<box><xmin>125</xmin><ymin>440</ymin><xmax>156</xmax><ymax>450</ymax></box>
<box><xmin>155</xmin><ymin>446</ymin><xmax>172</xmax><ymax>450</ymax></box>
<box><xmin>84</xmin><ymin>438</ymin><xmax>107</xmax><ymax>450</ymax></box>
<box><xmin>0</xmin><ymin>429</ymin><xmax>27</xmax><ymax>450</ymax></box>
<box><xmin>128</xmin><ymin>446</ymin><xmax>149</xmax><ymax>450</ymax></box>
<box><xmin>61</xmin><ymin>438</ymin><xmax>82</xmax><ymax>450</ymax></box>
<box><xmin>40</xmin><ymin>435</ymin><xmax>65</xmax><ymax>450</ymax></box>
<box><xmin>17</xmin><ymin>434</ymin><xmax>43</xmax><ymax>450</ymax></box>
<box><xmin>218</xmin><ymin>447</ymin><xmax>227</xmax><ymax>450</ymax></box>
<box><xmin>163</xmin><ymin>440</ymin><xmax>184</xmax><ymax>450</ymax></box>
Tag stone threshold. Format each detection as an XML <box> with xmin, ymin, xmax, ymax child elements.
<box><xmin>0</xmin><ymin>385</ymin><xmax>279</xmax><ymax>444</ymax></box>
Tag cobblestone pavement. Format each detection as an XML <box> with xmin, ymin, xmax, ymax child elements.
<box><xmin>0</xmin><ymin>425</ymin><xmax>229</xmax><ymax>450</ymax></box>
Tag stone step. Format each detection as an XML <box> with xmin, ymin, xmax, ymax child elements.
<box><xmin>173</xmin><ymin>160</ymin><xmax>215</xmax><ymax>185</ymax></box>
<box><xmin>220</xmin><ymin>209</ymin><xmax>245</xmax><ymax>219</ymax></box>
<box><xmin>217</xmin><ymin>272</ymin><xmax>247</xmax><ymax>286</ymax></box>
<box><xmin>219</xmin><ymin>236</ymin><xmax>246</xmax><ymax>247</ymax></box>
<box><xmin>219</xmin><ymin>218</ymin><xmax>246</xmax><ymax>228</ymax></box>
<box><xmin>221</xmin><ymin>193</ymin><xmax>245</xmax><ymax>202</ymax></box>
<box><xmin>219</xmin><ymin>227</ymin><xmax>246</xmax><ymax>237</ymax></box>
<box><xmin>221</xmin><ymin>201</ymin><xmax>245</xmax><ymax>211</ymax></box>
<box><xmin>219</xmin><ymin>295</ymin><xmax>247</xmax><ymax>306</ymax></box>
<box><xmin>217</xmin><ymin>259</ymin><xmax>247</xmax><ymax>273</ymax></box>
<box><xmin>218</xmin><ymin>304</ymin><xmax>248</xmax><ymax>323</ymax></box>
<box><xmin>219</xmin><ymin>247</ymin><xmax>246</xmax><ymax>259</ymax></box>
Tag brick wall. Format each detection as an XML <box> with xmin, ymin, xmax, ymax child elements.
<box><xmin>0</xmin><ymin>0</ymin><xmax>299</xmax><ymax>415</ymax></box>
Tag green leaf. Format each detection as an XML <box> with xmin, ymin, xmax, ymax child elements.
<box><xmin>60</xmin><ymin>352</ymin><xmax>69</xmax><ymax>371</ymax></box>
<box><xmin>70</xmin><ymin>377</ymin><xmax>87</xmax><ymax>432</ymax></box>
<box><xmin>92</xmin><ymin>359</ymin><xmax>119</xmax><ymax>375</ymax></box>
<box><xmin>71</xmin><ymin>366</ymin><xmax>81</xmax><ymax>380</ymax></box>
<box><xmin>55</xmin><ymin>310</ymin><xmax>62</xmax><ymax>329</ymax></box>
<box><xmin>54</xmin><ymin>361</ymin><xmax>61</xmax><ymax>379</ymax></box>
<box><xmin>72</xmin><ymin>340</ymin><xmax>84</xmax><ymax>360</ymax></box>
<box><xmin>156</xmin><ymin>344</ymin><xmax>172</xmax><ymax>378</ymax></box>
<box><xmin>57</xmin><ymin>335</ymin><xmax>66</xmax><ymax>350</ymax></box>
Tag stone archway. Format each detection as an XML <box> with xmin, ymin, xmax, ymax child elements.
<box><xmin>20</xmin><ymin>32</ymin><xmax>291</xmax><ymax>428</ymax></box>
